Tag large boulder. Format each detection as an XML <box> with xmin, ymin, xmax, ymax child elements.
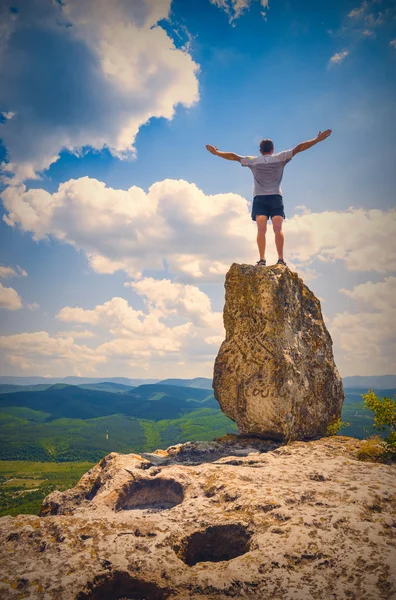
<box><xmin>213</xmin><ymin>263</ymin><xmax>344</xmax><ymax>441</ymax></box>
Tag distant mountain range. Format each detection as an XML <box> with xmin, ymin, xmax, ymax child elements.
<box><xmin>0</xmin><ymin>376</ymin><xmax>159</xmax><ymax>386</ymax></box>
<box><xmin>342</xmin><ymin>375</ymin><xmax>396</xmax><ymax>389</ymax></box>
<box><xmin>1</xmin><ymin>375</ymin><xmax>395</xmax><ymax>389</ymax></box>
<box><xmin>0</xmin><ymin>383</ymin><xmax>234</xmax><ymax>461</ymax></box>
<box><xmin>0</xmin><ymin>376</ymin><xmax>394</xmax><ymax>461</ymax></box>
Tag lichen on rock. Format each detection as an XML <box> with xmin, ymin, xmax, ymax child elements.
<box><xmin>213</xmin><ymin>263</ymin><xmax>344</xmax><ymax>441</ymax></box>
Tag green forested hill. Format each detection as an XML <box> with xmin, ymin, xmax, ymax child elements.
<box><xmin>158</xmin><ymin>377</ymin><xmax>213</xmax><ymax>389</ymax></box>
<box><xmin>0</xmin><ymin>383</ymin><xmax>394</xmax><ymax>462</ymax></box>
<box><xmin>0</xmin><ymin>383</ymin><xmax>235</xmax><ymax>461</ymax></box>
<box><xmin>0</xmin><ymin>383</ymin><xmax>216</xmax><ymax>420</ymax></box>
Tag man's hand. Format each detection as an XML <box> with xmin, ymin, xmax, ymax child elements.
<box><xmin>206</xmin><ymin>144</ymin><xmax>218</xmax><ymax>155</ymax></box>
<box><xmin>317</xmin><ymin>129</ymin><xmax>332</xmax><ymax>142</ymax></box>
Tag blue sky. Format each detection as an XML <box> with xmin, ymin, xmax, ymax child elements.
<box><xmin>0</xmin><ymin>0</ymin><xmax>395</xmax><ymax>378</ymax></box>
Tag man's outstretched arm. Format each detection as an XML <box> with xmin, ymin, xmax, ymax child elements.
<box><xmin>206</xmin><ymin>144</ymin><xmax>242</xmax><ymax>162</ymax></box>
<box><xmin>292</xmin><ymin>129</ymin><xmax>332</xmax><ymax>157</ymax></box>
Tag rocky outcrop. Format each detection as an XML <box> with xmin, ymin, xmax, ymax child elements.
<box><xmin>213</xmin><ymin>263</ymin><xmax>344</xmax><ymax>441</ymax></box>
<box><xmin>0</xmin><ymin>436</ymin><xmax>395</xmax><ymax>599</ymax></box>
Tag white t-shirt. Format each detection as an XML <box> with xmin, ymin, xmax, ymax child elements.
<box><xmin>240</xmin><ymin>149</ymin><xmax>293</xmax><ymax>197</ymax></box>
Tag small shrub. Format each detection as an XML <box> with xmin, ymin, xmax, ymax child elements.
<box><xmin>356</xmin><ymin>435</ymin><xmax>386</xmax><ymax>463</ymax></box>
<box><xmin>362</xmin><ymin>390</ymin><xmax>396</xmax><ymax>460</ymax></box>
<box><xmin>325</xmin><ymin>418</ymin><xmax>350</xmax><ymax>437</ymax></box>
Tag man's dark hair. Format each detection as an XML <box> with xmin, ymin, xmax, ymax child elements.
<box><xmin>259</xmin><ymin>139</ymin><xmax>274</xmax><ymax>154</ymax></box>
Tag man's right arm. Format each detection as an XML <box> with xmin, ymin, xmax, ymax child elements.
<box><xmin>292</xmin><ymin>129</ymin><xmax>332</xmax><ymax>157</ymax></box>
<box><xmin>206</xmin><ymin>144</ymin><xmax>243</xmax><ymax>162</ymax></box>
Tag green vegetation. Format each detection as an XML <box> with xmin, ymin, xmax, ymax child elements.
<box><xmin>0</xmin><ymin>461</ymin><xmax>94</xmax><ymax>517</ymax></box>
<box><xmin>361</xmin><ymin>390</ymin><xmax>396</xmax><ymax>460</ymax></box>
<box><xmin>337</xmin><ymin>388</ymin><xmax>389</xmax><ymax>438</ymax></box>
<box><xmin>356</xmin><ymin>436</ymin><xmax>388</xmax><ymax>463</ymax></box>
<box><xmin>0</xmin><ymin>407</ymin><xmax>237</xmax><ymax>461</ymax></box>
<box><xmin>1</xmin><ymin>383</ymin><xmax>395</xmax><ymax>516</ymax></box>
<box><xmin>325</xmin><ymin>418</ymin><xmax>350</xmax><ymax>437</ymax></box>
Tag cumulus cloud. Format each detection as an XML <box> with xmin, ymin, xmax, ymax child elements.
<box><xmin>126</xmin><ymin>277</ymin><xmax>223</xmax><ymax>328</ymax></box>
<box><xmin>0</xmin><ymin>331</ymin><xmax>106</xmax><ymax>374</ymax></box>
<box><xmin>286</xmin><ymin>208</ymin><xmax>396</xmax><ymax>274</ymax></box>
<box><xmin>0</xmin><ymin>265</ymin><xmax>27</xmax><ymax>279</ymax></box>
<box><xmin>329</xmin><ymin>49</ymin><xmax>349</xmax><ymax>64</ymax></box>
<box><xmin>390</xmin><ymin>39</ymin><xmax>396</xmax><ymax>48</ymax></box>
<box><xmin>2</xmin><ymin>176</ymin><xmax>395</xmax><ymax>280</ymax></box>
<box><xmin>210</xmin><ymin>0</ymin><xmax>269</xmax><ymax>23</ymax></box>
<box><xmin>2</xmin><ymin>177</ymin><xmax>252</xmax><ymax>280</ymax></box>
<box><xmin>0</xmin><ymin>277</ymin><xmax>225</xmax><ymax>375</ymax></box>
<box><xmin>0</xmin><ymin>0</ymin><xmax>199</xmax><ymax>182</ymax></box>
<box><xmin>0</xmin><ymin>283</ymin><xmax>23</xmax><ymax>310</ymax></box>
<box><xmin>340</xmin><ymin>276</ymin><xmax>396</xmax><ymax>313</ymax></box>
<box><xmin>54</xmin><ymin>278</ymin><xmax>224</xmax><ymax>373</ymax></box>
<box><xmin>330</xmin><ymin>278</ymin><xmax>396</xmax><ymax>376</ymax></box>
<box><xmin>56</xmin><ymin>330</ymin><xmax>96</xmax><ymax>339</ymax></box>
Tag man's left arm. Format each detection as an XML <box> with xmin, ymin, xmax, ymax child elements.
<box><xmin>292</xmin><ymin>130</ymin><xmax>332</xmax><ymax>156</ymax></box>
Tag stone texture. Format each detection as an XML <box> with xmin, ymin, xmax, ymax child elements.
<box><xmin>213</xmin><ymin>263</ymin><xmax>344</xmax><ymax>441</ymax></box>
<box><xmin>0</xmin><ymin>436</ymin><xmax>395</xmax><ymax>599</ymax></box>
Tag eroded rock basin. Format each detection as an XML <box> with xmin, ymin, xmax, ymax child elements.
<box><xmin>76</xmin><ymin>571</ymin><xmax>169</xmax><ymax>600</ymax></box>
<box><xmin>115</xmin><ymin>477</ymin><xmax>184</xmax><ymax>511</ymax></box>
<box><xmin>1</xmin><ymin>436</ymin><xmax>395</xmax><ymax>600</ymax></box>
<box><xmin>175</xmin><ymin>523</ymin><xmax>252</xmax><ymax>566</ymax></box>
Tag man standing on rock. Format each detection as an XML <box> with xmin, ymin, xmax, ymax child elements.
<box><xmin>206</xmin><ymin>129</ymin><xmax>332</xmax><ymax>266</ymax></box>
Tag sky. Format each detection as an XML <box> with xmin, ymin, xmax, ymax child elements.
<box><xmin>0</xmin><ymin>0</ymin><xmax>395</xmax><ymax>379</ymax></box>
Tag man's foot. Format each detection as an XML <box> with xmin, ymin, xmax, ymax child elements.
<box><xmin>277</xmin><ymin>258</ymin><xmax>287</xmax><ymax>266</ymax></box>
<box><xmin>256</xmin><ymin>259</ymin><xmax>266</xmax><ymax>266</ymax></box>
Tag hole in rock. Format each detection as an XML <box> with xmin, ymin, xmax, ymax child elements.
<box><xmin>177</xmin><ymin>524</ymin><xmax>251</xmax><ymax>566</ymax></box>
<box><xmin>115</xmin><ymin>477</ymin><xmax>184</xmax><ymax>511</ymax></box>
<box><xmin>76</xmin><ymin>571</ymin><xmax>169</xmax><ymax>600</ymax></box>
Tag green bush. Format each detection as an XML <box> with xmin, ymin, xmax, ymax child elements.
<box><xmin>325</xmin><ymin>418</ymin><xmax>350</xmax><ymax>436</ymax></box>
<box><xmin>362</xmin><ymin>390</ymin><xmax>396</xmax><ymax>460</ymax></box>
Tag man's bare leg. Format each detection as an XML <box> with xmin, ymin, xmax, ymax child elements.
<box><xmin>256</xmin><ymin>215</ymin><xmax>268</xmax><ymax>260</ymax></box>
<box><xmin>272</xmin><ymin>216</ymin><xmax>284</xmax><ymax>259</ymax></box>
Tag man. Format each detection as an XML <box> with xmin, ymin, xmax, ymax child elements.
<box><xmin>206</xmin><ymin>129</ymin><xmax>332</xmax><ymax>266</ymax></box>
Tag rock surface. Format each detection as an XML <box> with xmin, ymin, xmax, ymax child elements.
<box><xmin>1</xmin><ymin>436</ymin><xmax>395</xmax><ymax>599</ymax></box>
<box><xmin>213</xmin><ymin>263</ymin><xmax>344</xmax><ymax>440</ymax></box>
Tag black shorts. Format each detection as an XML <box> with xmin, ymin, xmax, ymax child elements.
<box><xmin>251</xmin><ymin>194</ymin><xmax>286</xmax><ymax>221</ymax></box>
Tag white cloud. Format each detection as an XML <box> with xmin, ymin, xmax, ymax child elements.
<box><xmin>340</xmin><ymin>276</ymin><xmax>396</xmax><ymax>312</ymax></box>
<box><xmin>329</xmin><ymin>49</ymin><xmax>349</xmax><ymax>64</ymax></box>
<box><xmin>286</xmin><ymin>208</ymin><xmax>396</xmax><ymax>274</ymax></box>
<box><xmin>0</xmin><ymin>331</ymin><xmax>106</xmax><ymax>375</ymax></box>
<box><xmin>209</xmin><ymin>0</ymin><xmax>269</xmax><ymax>23</ymax></box>
<box><xmin>0</xmin><ymin>283</ymin><xmax>23</xmax><ymax>310</ymax></box>
<box><xmin>127</xmin><ymin>277</ymin><xmax>223</xmax><ymax>328</ymax></box>
<box><xmin>2</xmin><ymin>177</ymin><xmax>251</xmax><ymax>280</ymax></box>
<box><xmin>3</xmin><ymin>177</ymin><xmax>395</xmax><ymax>280</ymax></box>
<box><xmin>56</xmin><ymin>330</ymin><xmax>96</xmax><ymax>339</ymax></box>
<box><xmin>57</xmin><ymin>295</ymin><xmax>194</xmax><ymax>357</ymax></box>
<box><xmin>390</xmin><ymin>39</ymin><xmax>396</xmax><ymax>48</ymax></box>
<box><xmin>0</xmin><ymin>265</ymin><xmax>27</xmax><ymax>279</ymax></box>
<box><xmin>54</xmin><ymin>279</ymin><xmax>225</xmax><ymax>374</ymax></box>
<box><xmin>1</xmin><ymin>111</ymin><xmax>15</xmax><ymax>120</ymax></box>
<box><xmin>0</xmin><ymin>266</ymin><xmax>18</xmax><ymax>279</ymax></box>
<box><xmin>0</xmin><ymin>0</ymin><xmax>199</xmax><ymax>182</ymax></box>
<box><xmin>348</xmin><ymin>1</ymin><xmax>368</xmax><ymax>19</ymax></box>
<box><xmin>26</xmin><ymin>302</ymin><xmax>39</xmax><ymax>312</ymax></box>
<box><xmin>330</xmin><ymin>278</ymin><xmax>396</xmax><ymax>376</ymax></box>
